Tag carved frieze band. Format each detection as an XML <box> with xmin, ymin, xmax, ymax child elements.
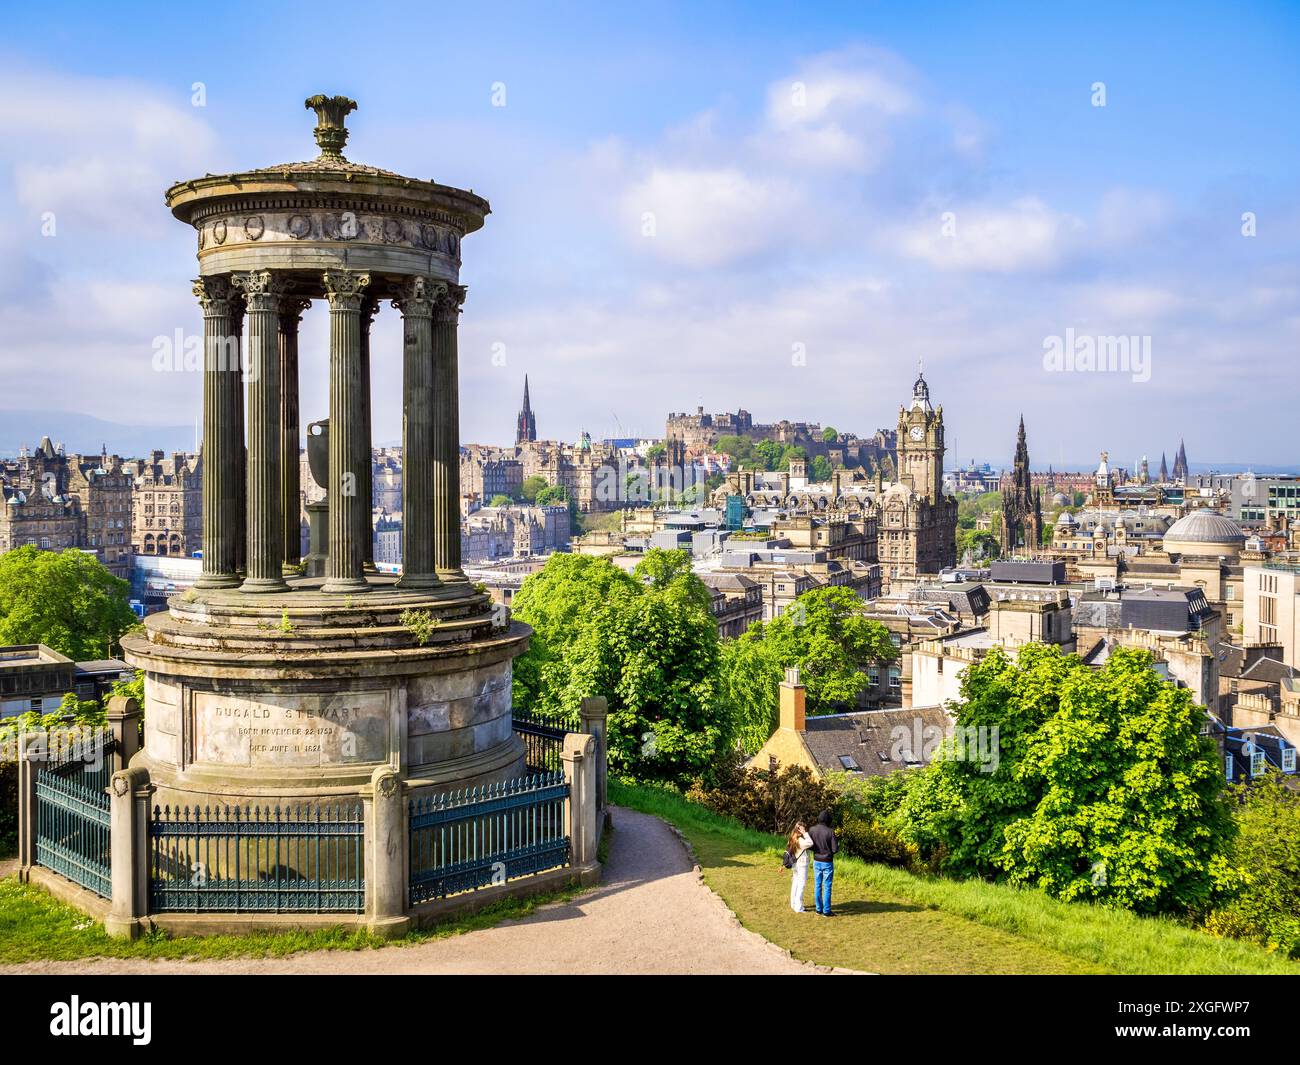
<box><xmin>196</xmin><ymin>210</ymin><xmax>462</xmax><ymax>257</ymax></box>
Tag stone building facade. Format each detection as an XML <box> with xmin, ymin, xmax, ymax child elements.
<box><xmin>0</xmin><ymin>438</ymin><xmax>134</xmax><ymax>577</ymax></box>
<box><xmin>68</xmin><ymin>451</ymin><xmax>135</xmax><ymax>578</ymax></box>
<box><xmin>462</xmin><ymin>503</ymin><xmax>571</xmax><ymax>563</ymax></box>
<box><xmin>129</xmin><ymin>451</ymin><xmax>202</xmax><ymax>558</ymax></box>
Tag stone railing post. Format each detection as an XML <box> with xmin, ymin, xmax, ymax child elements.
<box><xmin>105</xmin><ymin>695</ymin><xmax>142</xmax><ymax>774</ymax></box>
<box><xmin>105</xmin><ymin>765</ymin><xmax>152</xmax><ymax>940</ymax></box>
<box><xmin>364</xmin><ymin>767</ymin><xmax>410</xmax><ymax>938</ymax></box>
<box><xmin>16</xmin><ymin>730</ymin><xmax>46</xmax><ymax>881</ymax></box>
<box><xmin>561</xmin><ymin>733</ymin><xmax>597</xmax><ymax>870</ymax></box>
<box><xmin>579</xmin><ymin>695</ymin><xmax>608</xmax><ymax>814</ymax></box>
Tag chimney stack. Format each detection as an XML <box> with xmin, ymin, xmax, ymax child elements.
<box><xmin>779</xmin><ymin>666</ymin><xmax>806</xmax><ymax>732</ymax></box>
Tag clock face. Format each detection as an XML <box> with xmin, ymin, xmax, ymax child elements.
<box><xmin>909</xmin><ymin>425</ymin><xmax>925</xmax><ymax>441</ymax></box>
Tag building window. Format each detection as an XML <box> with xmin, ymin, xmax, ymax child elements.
<box><xmin>1224</xmin><ymin>754</ymin><xmax>1233</xmax><ymax>781</ymax></box>
<box><xmin>1250</xmin><ymin>749</ymin><xmax>1266</xmax><ymax>777</ymax></box>
<box><xmin>1283</xmin><ymin>748</ymin><xmax>1297</xmax><ymax>773</ymax></box>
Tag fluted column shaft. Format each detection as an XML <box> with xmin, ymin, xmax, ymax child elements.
<box><xmin>360</xmin><ymin>297</ymin><xmax>378</xmax><ymax>570</ymax></box>
<box><xmin>432</xmin><ymin>283</ymin><xmax>467</xmax><ymax>581</ymax></box>
<box><xmin>393</xmin><ymin>278</ymin><xmax>438</xmax><ymax>588</ymax></box>
<box><xmin>194</xmin><ymin>277</ymin><xmax>243</xmax><ymax>588</ymax></box>
<box><xmin>233</xmin><ymin>310</ymin><xmax>246</xmax><ymax>575</ymax></box>
<box><xmin>322</xmin><ymin>269</ymin><xmax>371</xmax><ymax>594</ymax></box>
<box><xmin>232</xmin><ymin>271</ymin><xmax>288</xmax><ymax>592</ymax></box>
<box><xmin>279</xmin><ymin>298</ymin><xmax>309</xmax><ymax>569</ymax></box>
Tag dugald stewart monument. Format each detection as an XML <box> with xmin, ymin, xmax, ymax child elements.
<box><xmin>120</xmin><ymin>96</ymin><xmax>532</xmax><ymax>813</ymax></box>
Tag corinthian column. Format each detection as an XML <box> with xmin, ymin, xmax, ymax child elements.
<box><xmin>360</xmin><ymin>296</ymin><xmax>379</xmax><ymax>572</ymax></box>
<box><xmin>392</xmin><ymin>277</ymin><xmax>438</xmax><ymax>589</ymax></box>
<box><xmin>432</xmin><ymin>283</ymin><xmax>467</xmax><ymax>582</ymax></box>
<box><xmin>193</xmin><ymin>276</ymin><xmax>242</xmax><ymax>589</ymax></box>
<box><xmin>279</xmin><ymin>296</ymin><xmax>310</xmax><ymax>570</ymax></box>
<box><xmin>231</xmin><ymin>270</ymin><xmax>288</xmax><ymax>592</ymax></box>
<box><xmin>321</xmin><ymin>268</ymin><xmax>371</xmax><ymax>594</ymax></box>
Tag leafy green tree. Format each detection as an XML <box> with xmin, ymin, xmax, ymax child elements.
<box><xmin>755</xmin><ymin>439</ymin><xmax>785</xmax><ymax>471</ymax></box>
<box><xmin>1205</xmin><ymin>773</ymin><xmax>1300</xmax><ymax>957</ymax></box>
<box><xmin>957</xmin><ymin>527</ymin><xmax>1000</xmax><ymax>561</ymax></box>
<box><xmin>822</xmin><ymin>427</ymin><xmax>838</xmax><ymax>443</ymax></box>
<box><xmin>894</xmin><ymin>644</ymin><xmax>1237</xmax><ymax>915</ymax></box>
<box><xmin>809</xmin><ymin>455</ymin><xmax>833</xmax><ymax>482</ymax></box>
<box><xmin>510</xmin><ymin>554</ymin><xmax>639</xmax><ymax>718</ymax></box>
<box><xmin>721</xmin><ymin>586</ymin><xmax>895</xmax><ymax>752</ymax></box>
<box><xmin>0</xmin><ymin>547</ymin><xmax>136</xmax><ymax>660</ymax></box>
<box><xmin>632</xmin><ymin>548</ymin><xmax>712</xmax><ymax>612</ymax></box>
<box><xmin>108</xmin><ymin>669</ymin><xmax>145</xmax><ymax>708</ymax></box>
<box><xmin>488</xmin><ymin>494</ymin><xmax>513</xmax><ymax>508</ymax></box>
<box><xmin>510</xmin><ymin>552</ymin><xmax>726</xmax><ymax>783</ymax></box>
<box><xmin>565</xmin><ymin>586</ymin><xmax>724</xmax><ymax>784</ymax></box>
<box><xmin>714</xmin><ymin>435</ymin><xmax>763</xmax><ymax>468</ymax></box>
<box><xmin>520</xmin><ymin>475</ymin><xmax>549</xmax><ymax>504</ymax></box>
<box><xmin>535</xmin><ymin>484</ymin><xmax>567</xmax><ymax>506</ymax></box>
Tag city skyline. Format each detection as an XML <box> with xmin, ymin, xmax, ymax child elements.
<box><xmin>0</xmin><ymin>1</ymin><xmax>1296</xmax><ymax>466</ymax></box>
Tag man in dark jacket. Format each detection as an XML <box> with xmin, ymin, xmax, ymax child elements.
<box><xmin>807</xmin><ymin>809</ymin><xmax>838</xmax><ymax>916</ymax></box>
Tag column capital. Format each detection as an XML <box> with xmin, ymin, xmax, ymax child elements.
<box><xmin>431</xmin><ymin>282</ymin><xmax>467</xmax><ymax>323</ymax></box>
<box><xmin>392</xmin><ymin>274</ymin><xmax>438</xmax><ymax>318</ymax></box>
<box><xmin>278</xmin><ymin>296</ymin><xmax>312</xmax><ymax>329</ymax></box>
<box><xmin>232</xmin><ymin>270</ymin><xmax>295</xmax><ymax>314</ymax></box>
<box><xmin>322</xmin><ymin>268</ymin><xmax>371</xmax><ymax>311</ymax></box>
<box><xmin>192</xmin><ymin>275</ymin><xmax>239</xmax><ymax>316</ymax></box>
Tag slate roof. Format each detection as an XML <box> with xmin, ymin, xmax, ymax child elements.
<box><xmin>801</xmin><ymin>706</ymin><xmax>952</xmax><ymax>778</ymax></box>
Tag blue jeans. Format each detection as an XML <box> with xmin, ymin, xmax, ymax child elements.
<box><xmin>813</xmin><ymin>860</ymin><xmax>834</xmax><ymax>914</ymax></box>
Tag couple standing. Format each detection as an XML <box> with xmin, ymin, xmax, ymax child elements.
<box><xmin>786</xmin><ymin>809</ymin><xmax>837</xmax><ymax>916</ymax></box>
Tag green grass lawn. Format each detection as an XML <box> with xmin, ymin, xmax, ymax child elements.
<box><xmin>611</xmin><ymin>780</ymin><xmax>1300</xmax><ymax>976</ymax></box>
<box><xmin>0</xmin><ymin>876</ymin><xmax>587</xmax><ymax>964</ymax></box>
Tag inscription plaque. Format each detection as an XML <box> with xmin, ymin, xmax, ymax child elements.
<box><xmin>193</xmin><ymin>690</ymin><xmax>389</xmax><ymax>768</ymax></box>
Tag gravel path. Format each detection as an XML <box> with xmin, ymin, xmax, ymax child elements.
<box><xmin>2</xmin><ymin>807</ymin><xmax>817</xmax><ymax>975</ymax></box>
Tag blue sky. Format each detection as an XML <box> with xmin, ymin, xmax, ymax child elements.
<box><xmin>0</xmin><ymin>0</ymin><xmax>1297</xmax><ymax>469</ymax></box>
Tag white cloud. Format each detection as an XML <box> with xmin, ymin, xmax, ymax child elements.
<box><xmin>620</xmin><ymin>166</ymin><xmax>804</xmax><ymax>268</ymax></box>
<box><xmin>0</xmin><ymin>70</ymin><xmax>216</xmax><ymax>234</ymax></box>
<box><xmin>896</xmin><ymin>198</ymin><xmax>1084</xmax><ymax>273</ymax></box>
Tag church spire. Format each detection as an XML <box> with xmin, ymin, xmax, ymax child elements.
<box><xmin>1172</xmin><ymin>439</ymin><xmax>1188</xmax><ymax>482</ymax></box>
<box><xmin>1001</xmin><ymin>415</ymin><xmax>1041</xmax><ymax>555</ymax></box>
<box><xmin>515</xmin><ymin>375</ymin><xmax>537</xmax><ymax>445</ymax></box>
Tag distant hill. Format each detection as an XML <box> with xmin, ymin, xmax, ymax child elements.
<box><xmin>0</xmin><ymin>409</ymin><xmax>196</xmax><ymax>459</ymax></box>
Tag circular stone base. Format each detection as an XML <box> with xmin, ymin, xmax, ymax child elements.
<box><xmin>119</xmin><ymin>574</ymin><xmax>531</xmax><ymax>811</ymax></box>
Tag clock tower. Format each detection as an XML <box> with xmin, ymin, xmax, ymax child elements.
<box><xmin>897</xmin><ymin>369</ymin><xmax>945</xmax><ymax>502</ymax></box>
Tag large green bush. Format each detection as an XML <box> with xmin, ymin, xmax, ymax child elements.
<box><xmin>893</xmin><ymin>644</ymin><xmax>1236</xmax><ymax>916</ymax></box>
<box><xmin>1204</xmin><ymin>773</ymin><xmax>1300</xmax><ymax>957</ymax></box>
<box><xmin>687</xmin><ymin>753</ymin><xmax>840</xmax><ymax>836</ymax></box>
<box><xmin>837</xmin><ymin>814</ymin><xmax>921</xmax><ymax>871</ymax></box>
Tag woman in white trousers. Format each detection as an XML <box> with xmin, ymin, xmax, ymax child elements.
<box><xmin>786</xmin><ymin>822</ymin><xmax>814</xmax><ymax>912</ymax></box>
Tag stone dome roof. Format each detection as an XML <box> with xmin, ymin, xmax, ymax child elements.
<box><xmin>1163</xmin><ymin>510</ymin><xmax>1246</xmax><ymax>547</ymax></box>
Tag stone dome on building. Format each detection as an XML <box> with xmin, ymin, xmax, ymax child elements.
<box><xmin>1162</xmin><ymin>510</ymin><xmax>1246</xmax><ymax>558</ymax></box>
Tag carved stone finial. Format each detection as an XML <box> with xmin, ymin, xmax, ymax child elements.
<box><xmin>304</xmin><ymin>94</ymin><xmax>358</xmax><ymax>160</ymax></box>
